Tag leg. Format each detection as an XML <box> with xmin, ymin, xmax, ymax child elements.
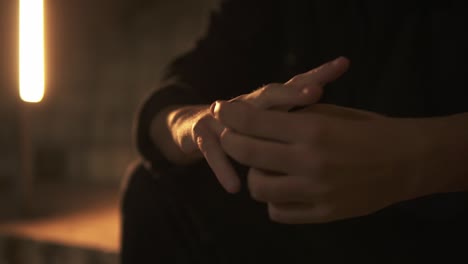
<box><xmin>120</xmin><ymin>162</ymin><xmax>206</xmax><ymax>263</ymax></box>
<box><xmin>119</xmin><ymin>161</ymin><xmax>306</xmax><ymax>263</ymax></box>
<box><xmin>122</xmin><ymin>160</ymin><xmax>467</xmax><ymax>263</ymax></box>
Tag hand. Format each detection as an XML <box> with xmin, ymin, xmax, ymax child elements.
<box><xmin>213</xmin><ymin>102</ymin><xmax>429</xmax><ymax>223</ymax></box>
<box><xmin>191</xmin><ymin>83</ymin><xmax>315</xmax><ymax>193</ymax></box>
<box><xmin>194</xmin><ymin>57</ymin><xmax>350</xmax><ymax>193</ymax></box>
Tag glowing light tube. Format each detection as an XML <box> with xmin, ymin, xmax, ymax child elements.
<box><xmin>19</xmin><ymin>0</ymin><xmax>45</xmax><ymax>103</ymax></box>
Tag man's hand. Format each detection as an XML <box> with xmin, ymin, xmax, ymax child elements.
<box><xmin>194</xmin><ymin>57</ymin><xmax>350</xmax><ymax>193</ymax></box>
<box><xmin>212</xmin><ymin>102</ymin><xmax>431</xmax><ymax>223</ymax></box>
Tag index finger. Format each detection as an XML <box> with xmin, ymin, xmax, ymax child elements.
<box><xmin>213</xmin><ymin>100</ymin><xmax>316</xmax><ymax>143</ymax></box>
<box><xmin>285</xmin><ymin>56</ymin><xmax>350</xmax><ymax>88</ymax></box>
<box><xmin>193</xmin><ymin>116</ymin><xmax>241</xmax><ymax>193</ymax></box>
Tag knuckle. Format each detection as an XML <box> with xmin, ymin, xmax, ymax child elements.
<box><xmin>251</xmin><ymin>83</ymin><xmax>279</xmax><ymax>108</ymax></box>
<box><xmin>256</xmin><ymin>86</ymin><xmax>268</xmax><ymax>100</ymax></box>
<box><xmin>214</xmin><ymin>102</ymin><xmax>229</xmax><ymax>122</ymax></box>
<box><xmin>287</xmin><ymin>74</ymin><xmax>304</xmax><ymax>85</ymax></box>
<box><xmin>256</xmin><ymin>85</ymin><xmax>268</xmax><ymax>95</ymax></box>
<box><xmin>261</xmin><ymin>82</ymin><xmax>282</xmax><ymax>92</ymax></box>
<box><xmin>234</xmin><ymin>93</ymin><xmax>255</xmax><ymax>105</ymax></box>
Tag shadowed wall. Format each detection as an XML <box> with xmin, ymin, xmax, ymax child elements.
<box><xmin>0</xmin><ymin>0</ymin><xmax>219</xmax><ymax>186</ymax></box>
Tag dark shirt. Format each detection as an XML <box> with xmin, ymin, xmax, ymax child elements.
<box><xmin>136</xmin><ymin>1</ymin><xmax>468</xmax><ymax>221</ymax></box>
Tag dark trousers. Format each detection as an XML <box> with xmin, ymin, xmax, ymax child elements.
<box><xmin>121</xmin><ymin>162</ymin><xmax>467</xmax><ymax>264</ymax></box>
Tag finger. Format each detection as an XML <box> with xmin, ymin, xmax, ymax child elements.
<box><xmin>194</xmin><ymin>121</ymin><xmax>241</xmax><ymax>193</ymax></box>
<box><xmin>299</xmin><ymin>104</ymin><xmax>382</xmax><ymax>120</ymax></box>
<box><xmin>285</xmin><ymin>56</ymin><xmax>350</xmax><ymax>88</ymax></box>
<box><xmin>228</xmin><ymin>83</ymin><xmax>321</xmax><ymax>111</ymax></box>
<box><xmin>213</xmin><ymin>100</ymin><xmax>318</xmax><ymax>143</ymax></box>
<box><xmin>248</xmin><ymin>168</ymin><xmax>322</xmax><ymax>203</ymax></box>
<box><xmin>219</xmin><ymin>128</ymin><xmax>296</xmax><ymax>173</ymax></box>
<box><xmin>268</xmin><ymin>203</ymin><xmax>333</xmax><ymax>224</ymax></box>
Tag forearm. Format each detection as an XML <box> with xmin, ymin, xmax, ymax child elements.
<box><xmin>150</xmin><ymin>104</ymin><xmax>208</xmax><ymax>165</ymax></box>
<box><xmin>419</xmin><ymin>112</ymin><xmax>468</xmax><ymax>195</ymax></box>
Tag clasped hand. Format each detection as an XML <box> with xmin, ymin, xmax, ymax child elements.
<box><xmin>197</xmin><ymin>57</ymin><xmax>427</xmax><ymax>223</ymax></box>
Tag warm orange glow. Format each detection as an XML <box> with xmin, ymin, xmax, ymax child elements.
<box><xmin>19</xmin><ymin>0</ymin><xmax>45</xmax><ymax>103</ymax></box>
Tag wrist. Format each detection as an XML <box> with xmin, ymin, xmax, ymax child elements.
<box><xmin>151</xmin><ymin>105</ymin><xmax>208</xmax><ymax>165</ymax></box>
<box><xmin>173</xmin><ymin>105</ymin><xmax>210</xmax><ymax>155</ymax></box>
<box><xmin>413</xmin><ymin>113</ymin><xmax>468</xmax><ymax>197</ymax></box>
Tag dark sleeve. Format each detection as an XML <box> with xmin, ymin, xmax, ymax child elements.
<box><xmin>135</xmin><ymin>0</ymin><xmax>286</xmax><ymax>173</ymax></box>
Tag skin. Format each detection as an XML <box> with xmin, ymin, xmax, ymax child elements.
<box><xmin>153</xmin><ymin>57</ymin><xmax>349</xmax><ymax>193</ymax></box>
<box><xmin>213</xmin><ymin>102</ymin><xmax>422</xmax><ymax>223</ymax></box>
<box><xmin>194</xmin><ymin>57</ymin><xmax>349</xmax><ymax>192</ymax></box>
<box><xmin>210</xmin><ymin>60</ymin><xmax>468</xmax><ymax>224</ymax></box>
<box><xmin>153</xmin><ymin>56</ymin><xmax>468</xmax><ymax>224</ymax></box>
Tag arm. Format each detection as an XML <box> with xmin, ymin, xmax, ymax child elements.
<box><xmin>157</xmin><ymin>57</ymin><xmax>349</xmax><ymax>192</ymax></box>
<box><xmin>149</xmin><ymin>104</ymin><xmax>207</xmax><ymax>165</ymax></box>
<box><xmin>135</xmin><ymin>0</ymin><xmax>286</xmax><ymax>170</ymax></box>
<box><xmin>418</xmin><ymin>112</ymin><xmax>468</xmax><ymax>196</ymax></box>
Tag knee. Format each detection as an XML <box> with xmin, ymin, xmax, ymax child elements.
<box><xmin>120</xmin><ymin>160</ymin><xmax>155</xmax><ymax>214</ymax></box>
<box><xmin>121</xmin><ymin>160</ymin><xmax>146</xmax><ymax>192</ymax></box>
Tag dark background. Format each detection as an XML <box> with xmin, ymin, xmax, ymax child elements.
<box><xmin>0</xmin><ymin>0</ymin><xmax>218</xmax><ymax>186</ymax></box>
<box><xmin>0</xmin><ymin>1</ymin><xmax>219</xmax><ymax>261</ymax></box>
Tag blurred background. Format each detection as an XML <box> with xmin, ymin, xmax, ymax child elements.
<box><xmin>0</xmin><ymin>0</ymin><xmax>219</xmax><ymax>262</ymax></box>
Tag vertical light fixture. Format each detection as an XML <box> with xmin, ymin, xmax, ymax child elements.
<box><xmin>18</xmin><ymin>0</ymin><xmax>45</xmax><ymax>215</ymax></box>
<box><xmin>19</xmin><ymin>0</ymin><xmax>45</xmax><ymax>103</ymax></box>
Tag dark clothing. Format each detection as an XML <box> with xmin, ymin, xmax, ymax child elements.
<box><xmin>121</xmin><ymin>163</ymin><xmax>467</xmax><ymax>263</ymax></box>
<box><xmin>124</xmin><ymin>1</ymin><xmax>468</xmax><ymax>263</ymax></box>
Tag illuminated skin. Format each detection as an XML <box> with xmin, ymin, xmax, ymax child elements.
<box><xmin>209</xmin><ymin>58</ymin><xmax>468</xmax><ymax>224</ymax></box>
<box><xmin>157</xmin><ymin>56</ymin><xmax>468</xmax><ymax>224</ymax></box>
<box><xmin>150</xmin><ymin>63</ymin><xmax>332</xmax><ymax>183</ymax></box>
<box><xmin>193</xmin><ymin>57</ymin><xmax>349</xmax><ymax>193</ymax></box>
